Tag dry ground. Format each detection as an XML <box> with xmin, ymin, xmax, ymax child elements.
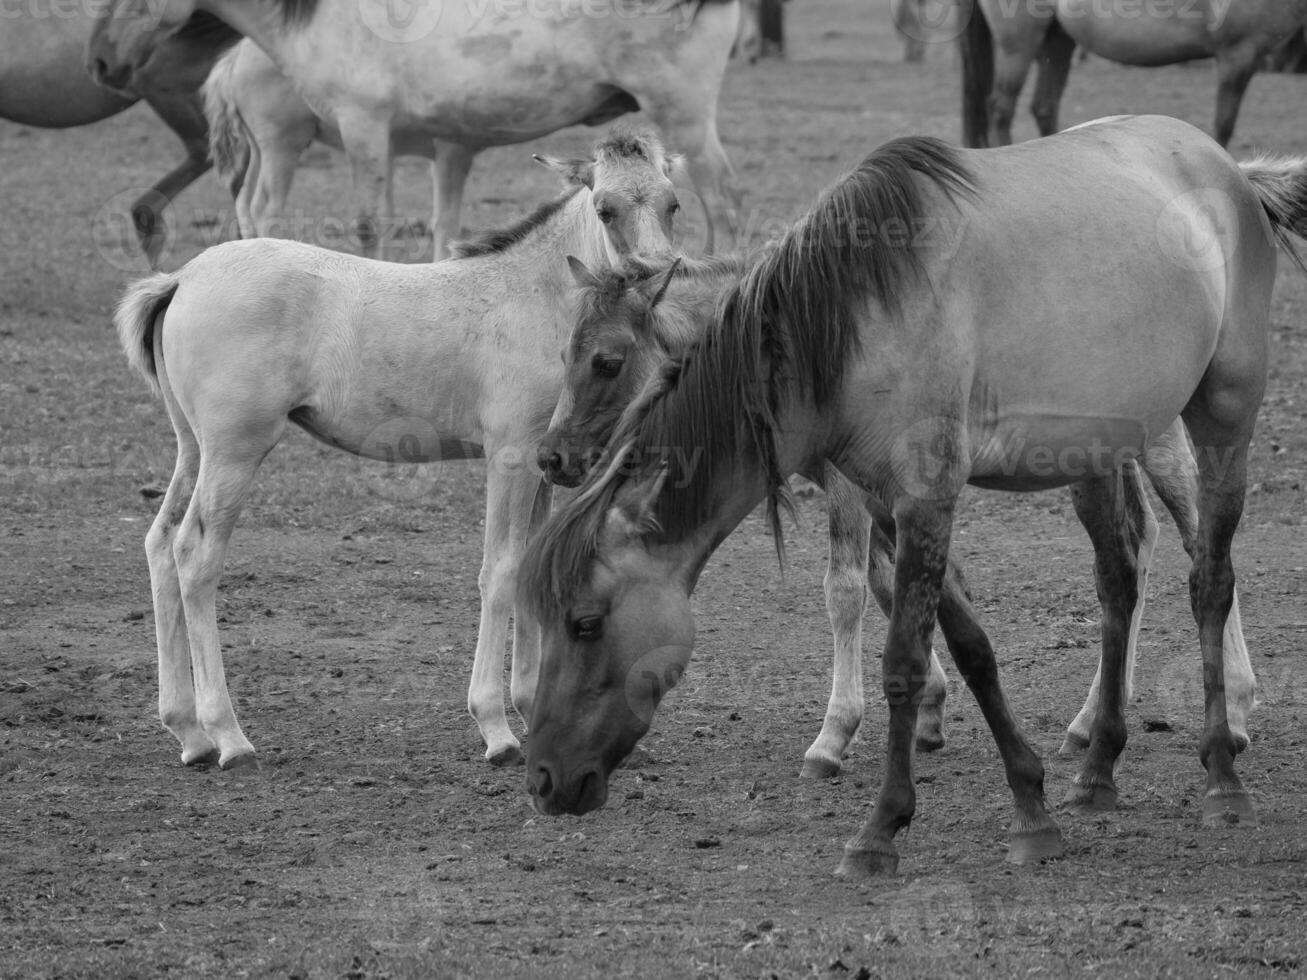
<box><xmin>3</xmin><ymin>2</ymin><xmax>1307</xmax><ymax>977</ymax></box>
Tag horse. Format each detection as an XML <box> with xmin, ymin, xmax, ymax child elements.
<box><xmin>518</xmin><ymin>115</ymin><xmax>1307</xmax><ymax>875</ymax></box>
<box><xmin>959</xmin><ymin>0</ymin><xmax>1307</xmax><ymax>147</ymax></box>
<box><xmin>534</xmin><ymin>247</ymin><xmax>1258</xmax><ymax>779</ymax></box>
<box><xmin>0</xmin><ymin>7</ymin><xmax>238</xmax><ymax>264</ymax></box>
<box><xmin>111</xmin><ymin>128</ymin><xmax>681</xmax><ymax>772</ymax></box>
<box><xmin>88</xmin><ymin>0</ymin><xmax>743</xmax><ymax>260</ymax></box>
<box><xmin>202</xmin><ymin>40</ymin><xmax>464</xmax><ymax>253</ymax></box>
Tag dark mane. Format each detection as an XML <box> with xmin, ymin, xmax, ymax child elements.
<box><xmin>449</xmin><ymin>186</ymin><xmax>584</xmax><ymax>259</ymax></box>
<box><xmin>521</xmin><ymin>136</ymin><xmax>977</xmax><ymax>623</ymax></box>
<box><xmin>275</xmin><ymin>0</ymin><xmax>319</xmax><ymax>28</ymax></box>
<box><xmin>172</xmin><ymin>10</ymin><xmax>243</xmax><ymax>49</ymax></box>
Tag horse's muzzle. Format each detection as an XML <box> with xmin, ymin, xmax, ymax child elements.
<box><xmin>528</xmin><ymin>761</ymin><xmax>608</xmax><ymax>816</ymax></box>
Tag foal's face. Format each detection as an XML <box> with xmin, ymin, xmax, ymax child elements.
<box><xmin>539</xmin><ymin>292</ymin><xmax>661</xmax><ymax>487</ymax></box>
<box><xmin>525</xmin><ymin>515</ymin><xmax>694</xmax><ymax>816</ymax></box>
<box><xmin>589</xmin><ymin>162</ymin><xmax>681</xmax><ymax>266</ymax></box>
<box><xmin>87</xmin><ymin>0</ymin><xmax>196</xmax><ymax>92</ymax></box>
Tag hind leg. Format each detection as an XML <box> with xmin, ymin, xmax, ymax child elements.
<box><xmin>1064</xmin><ymin>467</ymin><xmax>1148</xmax><ymax>812</ymax></box>
<box><xmin>172</xmin><ymin>437</ymin><xmax>279</xmax><ymax>771</ymax></box>
<box><xmin>429</xmin><ymin>141</ymin><xmax>477</xmax><ymax>260</ymax></box>
<box><xmin>1143</xmin><ymin>419</ymin><xmax>1255</xmax><ymax>749</ymax></box>
<box><xmin>986</xmin><ymin>11</ymin><xmax>1052</xmax><ymax>145</ymax></box>
<box><xmin>1212</xmin><ymin>42</ymin><xmax>1259</xmax><ymax>147</ymax></box>
<box><xmin>1029</xmin><ymin>24</ymin><xmax>1075</xmax><ymax>137</ymax></box>
<box><xmin>145</xmin><ymin>426</ymin><xmax>217</xmax><ymax>766</ymax></box>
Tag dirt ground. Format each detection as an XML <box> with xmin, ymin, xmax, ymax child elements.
<box><xmin>3</xmin><ymin>2</ymin><xmax>1307</xmax><ymax>977</ymax></box>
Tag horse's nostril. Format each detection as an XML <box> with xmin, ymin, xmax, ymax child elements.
<box><xmin>532</xmin><ymin>764</ymin><xmax>553</xmax><ymax>799</ymax></box>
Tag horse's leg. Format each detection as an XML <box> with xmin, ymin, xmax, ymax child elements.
<box><xmin>429</xmin><ymin>141</ymin><xmax>477</xmax><ymax>260</ymax></box>
<box><xmin>933</xmin><ymin>534</ymin><xmax>1063</xmax><ymax>864</ymax></box>
<box><xmin>1060</xmin><ymin>465</ymin><xmax>1156</xmax><ymax>756</ymax></box>
<box><xmin>800</xmin><ymin>465</ymin><xmax>871</xmax><ymax>779</ymax></box>
<box><xmin>466</xmin><ymin>457</ymin><xmax>539</xmax><ymax>765</ymax></box>
<box><xmin>1063</xmin><ymin>468</ymin><xmax>1148</xmax><ymax>812</ymax></box>
<box><xmin>837</xmin><ymin>497</ymin><xmax>954</xmax><ymax>878</ymax></box>
<box><xmin>338</xmin><ymin>111</ymin><xmax>397</xmax><ymax>259</ymax></box>
<box><xmin>1139</xmin><ymin>420</ymin><xmax>1255</xmax><ymax>749</ymax></box>
<box><xmin>864</xmin><ymin>511</ymin><xmax>950</xmax><ymax>752</ymax></box>
<box><xmin>137</xmin><ymin>94</ymin><xmax>212</xmax><ymax>265</ymax></box>
<box><xmin>893</xmin><ymin>0</ymin><xmax>926</xmax><ymax>62</ymax></box>
<box><xmin>1182</xmin><ymin>398</ymin><xmax>1258</xmax><ymax>826</ymax></box>
<box><xmin>250</xmin><ymin>128</ymin><xmax>315</xmax><ymax>240</ymax></box>
<box><xmin>1212</xmin><ymin>42</ymin><xmax>1260</xmax><ymax>147</ymax></box>
<box><xmin>987</xmin><ymin>14</ymin><xmax>1051</xmax><ymax>145</ymax></box>
<box><xmin>1029</xmin><ymin>23</ymin><xmax>1075</xmax><ymax>137</ymax></box>
<box><xmin>173</xmin><ymin>428</ymin><xmax>284</xmax><ymax>771</ymax></box>
<box><xmin>146</xmin><ymin>382</ymin><xmax>213</xmax><ymax>765</ymax></box>
<box><xmin>508</xmin><ymin>478</ymin><xmax>553</xmax><ymax>729</ymax></box>
<box><xmin>645</xmin><ymin>101</ymin><xmax>741</xmax><ymax>254</ymax></box>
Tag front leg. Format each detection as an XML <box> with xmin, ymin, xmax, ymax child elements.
<box><xmin>837</xmin><ymin>496</ymin><xmax>955</xmax><ymax>878</ymax></box>
<box><xmin>338</xmin><ymin>110</ymin><xmax>398</xmax><ymax>259</ymax></box>
<box><xmin>429</xmin><ymin>141</ymin><xmax>477</xmax><ymax>260</ymax></box>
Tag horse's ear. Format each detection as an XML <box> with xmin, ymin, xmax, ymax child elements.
<box><xmin>533</xmin><ymin>153</ymin><xmax>595</xmax><ymax>188</ymax></box>
<box><xmin>606</xmin><ymin>461</ymin><xmax>669</xmax><ymax>542</ymax></box>
<box><xmin>646</xmin><ymin>257</ymin><xmax>682</xmax><ymax>310</ymax></box>
<box><xmin>567</xmin><ymin>255</ymin><xmax>602</xmax><ymax>289</ymax></box>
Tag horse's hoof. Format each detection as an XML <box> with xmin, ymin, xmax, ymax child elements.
<box><xmin>220</xmin><ymin>752</ymin><xmax>260</xmax><ymax>774</ymax></box>
<box><xmin>486</xmin><ymin>743</ymin><xmax>524</xmax><ymax>767</ymax></box>
<box><xmin>181</xmin><ymin>746</ymin><xmax>221</xmax><ymax>768</ymax></box>
<box><xmin>914</xmin><ymin>730</ymin><xmax>945</xmax><ymax>753</ymax></box>
<box><xmin>799</xmin><ymin>757</ymin><xmax>842</xmax><ymax>780</ymax></box>
<box><xmin>1203</xmin><ymin>791</ymin><xmax>1257</xmax><ymax>828</ymax></box>
<box><xmin>1007</xmin><ymin>827</ymin><xmax>1064</xmax><ymax>865</ymax></box>
<box><xmin>1058</xmin><ymin>731</ymin><xmax>1090</xmax><ymax>757</ymax></box>
<box><xmin>1062</xmin><ymin>781</ymin><xmax>1117</xmax><ymax>813</ymax></box>
<box><xmin>835</xmin><ymin>846</ymin><xmax>898</xmax><ymax>878</ymax></box>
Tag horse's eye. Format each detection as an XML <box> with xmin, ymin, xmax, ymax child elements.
<box><xmin>596</xmin><ymin>207</ymin><xmax>615</xmax><ymax>224</ymax></box>
<box><xmin>593</xmin><ymin>354</ymin><xmax>623</xmax><ymax>379</ymax></box>
<box><xmin>572</xmin><ymin>615</ymin><xmax>604</xmax><ymax>641</ymax></box>
<box><xmin>667</xmin><ymin>198</ymin><xmax>680</xmax><ymax>216</ymax></box>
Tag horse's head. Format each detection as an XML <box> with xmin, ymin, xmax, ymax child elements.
<box><xmin>87</xmin><ymin>0</ymin><xmax>201</xmax><ymax>93</ymax></box>
<box><xmin>521</xmin><ymin>462</ymin><xmax>694</xmax><ymax>816</ymax></box>
<box><xmin>536</xmin><ymin>126</ymin><xmax>683</xmax><ymax>266</ymax></box>
<box><xmin>538</xmin><ymin>258</ymin><xmax>684</xmax><ymax>487</ymax></box>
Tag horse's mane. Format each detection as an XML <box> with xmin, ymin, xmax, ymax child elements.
<box><xmin>520</xmin><ymin>136</ymin><xmax>977</xmax><ymax>623</ymax></box>
<box><xmin>172</xmin><ymin>10</ymin><xmax>243</xmax><ymax>49</ymax></box>
<box><xmin>451</xmin><ymin>124</ymin><xmax>670</xmax><ymax>260</ymax></box>
<box><xmin>450</xmin><ymin>187</ymin><xmax>585</xmax><ymax>259</ymax></box>
<box><xmin>273</xmin><ymin>0</ymin><xmax>319</xmax><ymax>28</ymax></box>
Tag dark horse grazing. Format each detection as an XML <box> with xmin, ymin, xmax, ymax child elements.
<box><xmin>959</xmin><ymin>0</ymin><xmax>1307</xmax><ymax>147</ymax></box>
<box><xmin>520</xmin><ymin>115</ymin><xmax>1307</xmax><ymax>875</ymax></box>
<box><xmin>1</xmin><ymin>7</ymin><xmax>238</xmax><ymax>264</ymax></box>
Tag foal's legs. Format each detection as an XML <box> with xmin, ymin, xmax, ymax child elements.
<box><xmin>467</xmin><ymin>455</ymin><xmax>542</xmax><ymax>765</ymax></box>
<box><xmin>1064</xmin><ymin>467</ymin><xmax>1148</xmax><ymax>811</ymax></box>
<box><xmin>429</xmin><ymin>141</ymin><xmax>477</xmax><ymax>261</ymax></box>
<box><xmin>508</xmin><ymin>479</ymin><xmax>553</xmax><ymax>729</ymax></box>
<box><xmin>171</xmin><ymin>423</ymin><xmax>287</xmax><ymax>771</ymax></box>
<box><xmin>146</xmin><ymin>372</ymin><xmax>213</xmax><ymax>765</ymax></box>
<box><xmin>800</xmin><ymin>466</ymin><xmax>949</xmax><ymax>779</ymax></box>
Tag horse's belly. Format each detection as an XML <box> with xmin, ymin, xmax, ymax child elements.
<box><xmin>1057</xmin><ymin>5</ymin><xmax>1213</xmax><ymax>64</ymax></box>
<box><xmin>401</xmin><ymin>83</ymin><xmax>632</xmax><ymax>143</ymax></box>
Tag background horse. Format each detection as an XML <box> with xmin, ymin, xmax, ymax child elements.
<box><xmin>1</xmin><ymin>7</ymin><xmax>237</xmax><ymax>264</ymax></box>
<box><xmin>89</xmin><ymin>0</ymin><xmax>743</xmax><ymax>259</ymax></box>
<box><xmin>203</xmin><ymin>41</ymin><xmax>462</xmax><ymax>252</ymax></box>
<box><xmin>536</xmin><ymin>251</ymin><xmax>1256</xmax><ymax>782</ymax></box>
<box><xmin>519</xmin><ymin>116</ymin><xmax>1307</xmax><ymax>875</ymax></box>
<box><xmin>959</xmin><ymin>0</ymin><xmax>1307</xmax><ymax>147</ymax></box>
<box><xmin>111</xmin><ymin>129</ymin><xmax>679</xmax><ymax>772</ymax></box>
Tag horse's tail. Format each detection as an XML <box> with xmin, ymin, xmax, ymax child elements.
<box><xmin>116</xmin><ymin>272</ymin><xmax>181</xmax><ymax>398</ymax></box>
<box><xmin>202</xmin><ymin>44</ymin><xmax>250</xmax><ymax>198</ymax></box>
<box><xmin>1241</xmin><ymin>153</ymin><xmax>1307</xmax><ymax>275</ymax></box>
<box><xmin>958</xmin><ymin>0</ymin><xmax>993</xmax><ymax>147</ymax></box>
